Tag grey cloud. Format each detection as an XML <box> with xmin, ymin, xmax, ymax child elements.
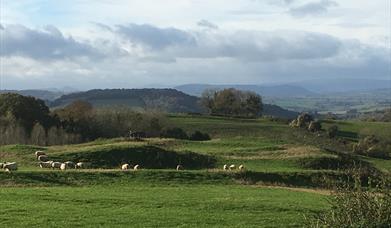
<box><xmin>165</xmin><ymin>30</ymin><xmax>342</xmax><ymax>61</ymax></box>
<box><xmin>289</xmin><ymin>0</ymin><xmax>338</xmax><ymax>17</ymax></box>
<box><xmin>0</xmin><ymin>24</ymin><xmax>102</xmax><ymax>60</ymax></box>
<box><xmin>99</xmin><ymin>23</ymin><xmax>342</xmax><ymax>62</ymax></box>
<box><xmin>115</xmin><ymin>23</ymin><xmax>196</xmax><ymax>50</ymax></box>
<box><xmin>197</xmin><ymin>20</ymin><xmax>218</xmax><ymax>30</ymax></box>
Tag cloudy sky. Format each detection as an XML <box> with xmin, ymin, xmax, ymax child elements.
<box><xmin>0</xmin><ymin>0</ymin><xmax>389</xmax><ymax>90</ymax></box>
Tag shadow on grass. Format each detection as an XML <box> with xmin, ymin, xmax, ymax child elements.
<box><xmin>52</xmin><ymin>146</ymin><xmax>217</xmax><ymax>169</ymax></box>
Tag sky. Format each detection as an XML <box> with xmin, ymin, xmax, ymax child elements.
<box><xmin>0</xmin><ymin>0</ymin><xmax>390</xmax><ymax>90</ymax></box>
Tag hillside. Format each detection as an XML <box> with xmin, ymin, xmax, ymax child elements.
<box><xmin>51</xmin><ymin>89</ymin><xmax>203</xmax><ymax>113</ymax></box>
<box><xmin>50</xmin><ymin>88</ymin><xmax>297</xmax><ymax>118</ymax></box>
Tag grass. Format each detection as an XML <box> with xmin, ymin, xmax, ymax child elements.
<box><xmin>0</xmin><ymin>184</ymin><xmax>328</xmax><ymax>227</ymax></box>
<box><xmin>1</xmin><ymin>114</ymin><xmax>390</xmax><ymax>227</ymax></box>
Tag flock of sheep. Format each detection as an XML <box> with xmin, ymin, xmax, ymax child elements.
<box><xmin>223</xmin><ymin>164</ymin><xmax>245</xmax><ymax>171</ymax></box>
<box><xmin>35</xmin><ymin>151</ymin><xmax>86</xmax><ymax>170</ymax></box>
<box><xmin>1</xmin><ymin>150</ymin><xmax>245</xmax><ymax>173</ymax></box>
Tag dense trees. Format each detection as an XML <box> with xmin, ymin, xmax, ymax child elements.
<box><xmin>0</xmin><ymin>93</ymin><xmax>171</xmax><ymax>145</ymax></box>
<box><xmin>200</xmin><ymin>88</ymin><xmax>263</xmax><ymax>118</ymax></box>
<box><xmin>0</xmin><ymin>93</ymin><xmax>54</xmax><ymax>132</ymax></box>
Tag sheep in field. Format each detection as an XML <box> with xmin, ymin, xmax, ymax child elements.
<box><xmin>238</xmin><ymin>164</ymin><xmax>245</xmax><ymax>171</ymax></box>
<box><xmin>65</xmin><ymin>161</ymin><xmax>76</xmax><ymax>169</ymax></box>
<box><xmin>35</xmin><ymin>151</ymin><xmax>46</xmax><ymax>158</ymax></box>
<box><xmin>60</xmin><ymin>163</ymin><xmax>68</xmax><ymax>171</ymax></box>
<box><xmin>121</xmin><ymin>164</ymin><xmax>130</xmax><ymax>170</ymax></box>
<box><xmin>51</xmin><ymin>162</ymin><xmax>62</xmax><ymax>169</ymax></box>
<box><xmin>75</xmin><ymin>162</ymin><xmax>85</xmax><ymax>169</ymax></box>
<box><xmin>229</xmin><ymin>164</ymin><xmax>236</xmax><ymax>170</ymax></box>
<box><xmin>37</xmin><ymin>155</ymin><xmax>49</xmax><ymax>162</ymax></box>
<box><xmin>223</xmin><ymin>164</ymin><xmax>228</xmax><ymax>171</ymax></box>
<box><xmin>39</xmin><ymin>161</ymin><xmax>53</xmax><ymax>168</ymax></box>
<box><xmin>176</xmin><ymin>165</ymin><xmax>183</xmax><ymax>171</ymax></box>
<box><xmin>3</xmin><ymin>162</ymin><xmax>18</xmax><ymax>172</ymax></box>
<box><xmin>133</xmin><ymin>164</ymin><xmax>140</xmax><ymax>170</ymax></box>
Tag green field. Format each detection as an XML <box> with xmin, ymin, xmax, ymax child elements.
<box><xmin>1</xmin><ymin>115</ymin><xmax>390</xmax><ymax>227</ymax></box>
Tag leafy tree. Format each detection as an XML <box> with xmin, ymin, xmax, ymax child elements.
<box><xmin>201</xmin><ymin>88</ymin><xmax>262</xmax><ymax>118</ymax></box>
<box><xmin>0</xmin><ymin>93</ymin><xmax>54</xmax><ymax>132</ymax></box>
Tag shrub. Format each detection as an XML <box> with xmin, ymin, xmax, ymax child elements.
<box><xmin>189</xmin><ymin>131</ymin><xmax>211</xmax><ymax>141</ymax></box>
<box><xmin>327</xmin><ymin>125</ymin><xmax>339</xmax><ymax>138</ymax></box>
<box><xmin>307</xmin><ymin>175</ymin><xmax>391</xmax><ymax>228</ymax></box>
<box><xmin>160</xmin><ymin>127</ymin><xmax>189</xmax><ymax>139</ymax></box>
<box><xmin>353</xmin><ymin>135</ymin><xmax>390</xmax><ymax>159</ymax></box>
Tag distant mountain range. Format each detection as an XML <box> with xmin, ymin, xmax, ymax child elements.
<box><xmin>174</xmin><ymin>79</ymin><xmax>391</xmax><ymax>98</ymax></box>
<box><xmin>0</xmin><ymin>90</ymin><xmax>65</xmax><ymax>101</ymax></box>
<box><xmin>174</xmin><ymin>84</ymin><xmax>316</xmax><ymax>97</ymax></box>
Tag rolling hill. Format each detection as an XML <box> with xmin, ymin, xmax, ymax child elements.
<box><xmin>50</xmin><ymin>88</ymin><xmax>298</xmax><ymax>118</ymax></box>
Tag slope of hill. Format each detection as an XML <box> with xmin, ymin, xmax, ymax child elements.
<box><xmin>174</xmin><ymin>84</ymin><xmax>316</xmax><ymax>97</ymax></box>
<box><xmin>51</xmin><ymin>89</ymin><xmax>203</xmax><ymax>113</ymax></box>
<box><xmin>50</xmin><ymin>88</ymin><xmax>298</xmax><ymax>118</ymax></box>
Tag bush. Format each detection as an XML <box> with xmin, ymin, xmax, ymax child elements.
<box><xmin>189</xmin><ymin>131</ymin><xmax>211</xmax><ymax>141</ymax></box>
<box><xmin>353</xmin><ymin>135</ymin><xmax>390</xmax><ymax>159</ymax></box>
<box><xmin>160</xmin><ymin>127</ymin><xmax>189</xmax><ymax>139</ymax></box>
<box><xmin>327</xmin><ymin>125</ymin><xmax>339</xmax><ymax>138</ymax></box>
<box><xmin>307</xmin><ymin>175</ymin><xmax>391</xmax><ymax>227</ymax></box>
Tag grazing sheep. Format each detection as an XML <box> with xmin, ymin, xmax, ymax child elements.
<box><xmin>238</xmin><ymin>164</ymin><xmax>245</xmax><ymax>171</ymax></box>
<box><xmin>75</xmin><ymin>162</ymin><xmax>85</xmax><ymax>169</ymax></box>
<box><xmin>60</xmin><ymin>163</ymin><xmax>67</xmax><ymax>171</ymax></box>
<box><xmin>35</xmin><ymin>151</ymin><xmax>46</xmax><ymax>158</ymax></box>
<box><xmin>3</xmin><ymin>162</ymin><xmax>18</xmax><ymax>172</ymax></box>
<box><xmin>229</xmin><ymin>164</ymin><xmax>236</xmax><ymax>170</ymax></box>
<box><xmin>39</xmin><ymin>161</ymin><xmax>54</xmax><ymax>169</ymax></box>
<box><xmin>121</xmin><ymin>164</ymin><xmax>130</xmax><ymax>170</ymax></box>
<box><xmin>37</xmin><ymin>155</ymin><xmax>49</xmax><ymax>162</ymax></box>
<box><xmin>65</xmin><ymin>161</ymin><xmax>76</xmax><ymax>169</ymax></box>
<box><xmin>176</xmin><ymin>165</ymin><xmax>183</xmax><ymax>171</ymax></box>
<box><xmin>51</xmin><ymin>162</ymin><xmax>62</xmax><ymax>169</ymax></box>
<box><xmin>133</xmin><ymin>164</ymin><xmax>140</xmax><ymax>170</ymax></box>
<box><xmin>223</xmin><ymin>164</ymin><xmax>228</xmax><ymax>171</ymax></box>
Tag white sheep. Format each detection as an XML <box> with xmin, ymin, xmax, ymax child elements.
<box><xmin>238</xmin><ymin>164</ymin><xmax>245</xmax><ymax>171</ymax></box>
<box><xmin>75</xmin><ymin>162</ymin><xmax>85</xmax><ymax>169</ymax></box>
<box><xmin>51</xmin><ymin>162</ymin><xmax>62</xmax><ymax>169</ymax></box>
<box><xmin>121</xmin><ymin>164</ymin><xmax>130</xmax><ymax>170</ymax></box>
<box><xmin>37</xmin><ymin>155</ymin><xmax>49</xmax><ymax>162</ymax></box>
<box><xmin>133</xmin><ymin>164</ymin><xmax>140</xmax><ymax>170</ymax></box>
<box><xmin>35</xmin><ymin>151</ymin><xmax>46</xmax><ymax>158</ymax></box>
<box><xmin>65</xmin><ymin>161</ymin><xmax>76</xmax><ymax>169</ymax></box>
<box><xmin>229</xmin><ymin>164</ymin><xmax>236</xmax><ymax>170</ymax></box>
<box><xmin>39</xmin><ymin>161</ymin><xmax>54</xmax><ymax>168</ymax></box>
<box><xmin>60</xmin><ymin>163</ymin><xmax>67</xmax><ymax>171</ymax></box>
<box><xmin>223</xmin><ymin>164</ymin><xmax>228</xmax><ymax>171</ymax></box>
<box><xmin>176</xmin><ymin>165</ymin><xmax>183</xmax><ymax>171</ymax></box>
<box><xmin>3</xmin><ymin>162</ymin><xmax>18</xmax><ymax>172</ymax></box>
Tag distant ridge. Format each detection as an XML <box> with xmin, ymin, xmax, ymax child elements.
<box><xmin>50</xmin><ymin>88</ymin><xmax>298</xmax><ymax>119</ymax></box>
<box><xmin>0</xmin><ymin>89</ymin><xmax>65</xmax><ymax>101</ymax></box>
<box><xmin>51</xmin><ymin>88</ymin><xmax>203</xmax><ymax>113</ymax></box>
<box><xmin>174</xmin><ymin>84</ymin><xmax>316</xmax><ymax>97</ymax></box>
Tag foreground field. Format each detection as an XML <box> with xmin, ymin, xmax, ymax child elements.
<box><xmin>0</xmin><ymin>172</ymin><xmax>328</xmax><ymax>227</ymax></box>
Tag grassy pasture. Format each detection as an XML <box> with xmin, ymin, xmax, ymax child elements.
<box><xmin>1</xmin><ymin>114</ymin><xmax>390</xmax><ymax>227</ymax></box>
<box><xmin>0</xmin><ymin>181</ymin><xmax>328</xmax><ymax>227</ymax></box>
